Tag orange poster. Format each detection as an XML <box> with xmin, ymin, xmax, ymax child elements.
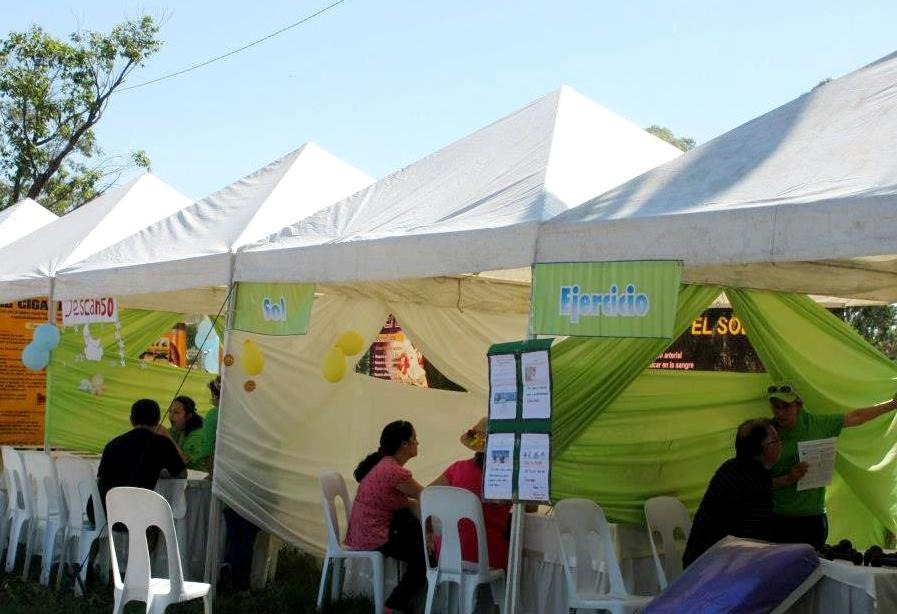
<box><xmin>0</xmin><ymin>299</ymin><xmax>49</xmax><ymax>445</ymax></box>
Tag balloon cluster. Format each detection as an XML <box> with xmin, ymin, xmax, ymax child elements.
<box><xmin>22</xmin><ymin>323</ymin><xmax>61</xmax><ymax>371</ymax></box>
<box><xmin>195</xmin><ymin>318</ymin><xmax>221</xmax><ymax>373</ymax></box>
<box><xmin>322</xmin><ymin>331</ymin><xmax>364</xmax><ymax>383</ymax></box>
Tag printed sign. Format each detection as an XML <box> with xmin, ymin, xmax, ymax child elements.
<box><xmin>232</xmin><ymin>282</ymin><xmax>315</xmax><ymax>336</ymax></box>
<box><xmin>61</xmin><ymin>297</ymin><xmax>118</xmax><ymax>326</ymax></box>
<box><xmin>0</xmin><ymin>299</ymin><xmax>49</xmax><ymax>445</ymax></box>
<box><xmin>532</xmin><ymin>261</ymin><xmax>682</xmax><ymax>338</ymax></box>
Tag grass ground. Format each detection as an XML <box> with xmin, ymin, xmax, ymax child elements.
<box><xmin>0</xmin><ymin>547</ymin><xmax>373</xmax><ymax>613</ymax></box>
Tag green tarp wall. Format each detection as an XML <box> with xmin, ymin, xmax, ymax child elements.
<box><xmin>551</xmin><ymin>287</ymin><xmax>897</xmax><ymax>549</ymax></box>
<box><xmin>46</xmin><ymin>308</ymin><xmax>213</xmax><ymax>452</ymax></box>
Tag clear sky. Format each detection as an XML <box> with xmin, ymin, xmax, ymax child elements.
<box><xmin>7</xmin><ymin>1</ymin><xmax>897</xmax><ymax>201</ymax></box>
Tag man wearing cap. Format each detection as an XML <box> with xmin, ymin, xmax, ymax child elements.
<box><xmin>768</xmin><ymin>381</ymin><xmax>897</xmax><ymax>549</ymax></box>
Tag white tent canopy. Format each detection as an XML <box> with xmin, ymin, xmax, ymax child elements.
<box><xmin>537</xmin><ymin>52</ymin><xmax>897</xmax><ymax>301</ymax></box>
<box><xmin>234</xmin><ymin>86</ymin><xmax>682</xmax><ymax>284</ymax></box>
<box><xmin>0</xmin><ymin>174</ymin><xmax>192</xmax><ymax>303</ymax></box>
<box><xmin>53</xmin><ymin>144</ymin><xmax>373</xmax><ymax>308</ymax></box>
<box><xmin>0</xmin><ymin>199</ymin><xmax>57</xmax><ymax>249</ymax></box>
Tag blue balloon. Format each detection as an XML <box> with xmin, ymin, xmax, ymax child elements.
<box><xmin>33</xmin><ymin>323</ymin><xmax>61</xmax><ymax>350</ymax></box>
<box><xmin>203</xmin><ymin>348</ymin><xmax>219</xmax><ymax>373</ymax></box>
<box><xmin>195</xmin><ymin>319</ymin><xmax>215</xmax><ymax>349</ymax></box>
<box><xmin>22</xmin><ymin>343</ymin><xmax>50</xmax><ymax>371</ymax></box>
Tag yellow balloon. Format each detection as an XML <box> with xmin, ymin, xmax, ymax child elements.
<box><xmin>335</xmin><ymin>330</ymin><xmax>365</xmax><ymax>356</ymax></box>
<box><xmin>322</xmin><ymin>346</ymin><xmax>346</xmax><ymax>383</ymax></box>
<box><xmin>241</xmin><ymin>339</ymin><xmax>265</xmax><ymax>376</ymax></box>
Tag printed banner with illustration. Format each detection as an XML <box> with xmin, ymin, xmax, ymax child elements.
<box><xmin>0</xmin><ymin>299</ymin><xmax>50</xmax><ymax>445</ymax></box>
<box><xmin>46</xmin><ymin>308</ymin><xmax>212</xmax><ymax>452</ymax></box>
<box><xmin>532</xmin><ymin>260</ymin><xmax>682</xmax><ymax>338</ymax></box>
<box><xmin>232</xmin><ymin>282</ymin><xmax>315</xmax><ymax>336</ymax></box>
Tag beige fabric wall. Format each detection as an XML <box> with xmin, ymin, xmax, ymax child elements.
<box><xmin>214</xmin><ymin>293</ymin><xmax>527</xmax><ymax>553</ymax></box>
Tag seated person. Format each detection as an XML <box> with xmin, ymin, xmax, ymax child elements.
<box><xmin>97</xmin><ymin>398</ymin><xmax>186</xmax><ymax>509</ymax></box>
<box><xmin>345</xmin><ymin>420</ymin><xmax>425</xmax><ymax>614</ymax></box>
<box><xmin>169</xmin><ymin>395</ymin><xmax>205</xmax><ymax>470</ymax></box>
<box><xmin>682</xmin><ymin>418</ymin><xmax>781</xmax><ymax>568</ymax></box>
<box><xmin>430</xmin><ymin>417</ymin><xmax>512</xmax><ymax>569</ymax></box>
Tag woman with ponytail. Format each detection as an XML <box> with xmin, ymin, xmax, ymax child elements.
<box><xmin>345</xmin><ymin>420</ymin><xmax>425</xmax><ymax>613</ymax></box>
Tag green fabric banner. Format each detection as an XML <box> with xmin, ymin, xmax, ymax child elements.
<box><xmin>232</xmin><ymin>282</ymin><xmax>314</xmax><ymax>336</ymax></box>
<box><xmin>532</xmin><ymin>261</ymin><xmax>682</xmax><ymax>338</ymax></box>
<box><xmin>552</xmin><ymin>370</ymin><xmax>771</xmax><ymax>524</ymax></box>
<box><xmin>550</xmin><ymin>284</ymin><xmax>720</xmax><ymax>456</ymax></box>
<box><xmin>728</xmin><ymin>289</ymin><xmax>897</xmax><ymax>548</ymax></box>
<box><xmin>551</xmin><ymin>287</ymin><xmax>897</xmax><ymax>548</ymax></box>
<box><xmin>46</xmin><ymin>308</ymin><xmax>214</xmax><ymax>452</ymax></box>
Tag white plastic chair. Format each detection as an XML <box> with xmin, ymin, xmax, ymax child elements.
<box><xmin>106</xmin><ymin>486</ymin><xmax>210</xmax><ymax>614</ymax></box>
<box><xmin>644</xmin><ymin>496</ymin><xmax>692</xmax><ymax>590</ymax></box>
<box><xmin>20</xmin><ymin>450</ymin><xmax>66</xmax><ymax>584</ymax></box>
<box><xmin>3</xmin><ymin>446</ymin><xmax>35</xmax><ymax>574</ymax></box>
<box><xmin>420</xmin><ymin>486</ymin><xmax>505</xmax><ymax>614</ymax></box>
<box><xmin>317</xmin><ymin>470</ymin><xmax>385</xmax><ymax>614</ymax></box>
<box><xmin>554</xmin><ymin>498</ymin><xmax>652</xmax><ymax>614</ymax></box>
<box><xmin>54</xmin><ymin>456</ymin><xmax>110</xmax><ymax>594</ymax></box>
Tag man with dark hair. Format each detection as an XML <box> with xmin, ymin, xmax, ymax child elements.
<box><xmin>682</xmin><ymin>418</ymin><xmax>782</xmax><ymax>567</ymax></box>
<box><xmin>97</xmin><ymin>398</ymin><xmax>186</xmax><ymax>509</ymax></box>
<box><xmin>767</xmin><ymin>381</ymin><xmax>897</xmax><ymax>549</ymax></box>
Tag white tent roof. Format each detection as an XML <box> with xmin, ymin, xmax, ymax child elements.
<box><xmin>234</xmin><ymin>86</ymin><xmax>682</xmax><ymax>284</ymax></box>
<box><xmin>0</xmin><ymin>199</ymin><xmax>57</xmax><ymax>249</ymax></box>
<box><xmin>0</xmin><ymin>174</ymin><xmax>192</xmax><ymax>302</ymax></box>
<box><xmin>537</xmin><ymin>52</ymin><xmax>897</xmax><ymax>301</ymax></box>
<box><xmin>53</xmin><ymin>143</ymin><xmax>373</xmax><ymax>303</ymax></box>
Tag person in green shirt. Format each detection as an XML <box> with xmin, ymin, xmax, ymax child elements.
<box><xmin>768</xmin><ymin>381</ymin><xmax>897</xmax><ymax>549</ymax></box>
<box><xmin>199</xmin><ymin>375</ymin><xmax>221</xmax><ymax>474</ymax></box>
<box><xmin>169</xmin><ymin>395</ymin><xmax>205</xmax><ymax>471</ymax></box>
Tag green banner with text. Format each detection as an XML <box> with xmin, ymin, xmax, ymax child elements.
<box><xmin>232</xmin><ymin>282</ymin><xmax>315</xmax><ymax>336</ymax></box>
<box><xmin>532</xmin><ymin>261</ymin><xmax>682</xmax><ymax>338</ymax></box>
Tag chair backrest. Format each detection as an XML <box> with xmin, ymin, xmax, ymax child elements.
<box><xmin>644</xmin><ymin>496</ymin><xmax>692</xmax><ymax>589</ymax></box>
<box><xmin>421</xmin><ymin>486</ymin><xmax>490</xmax><ymax>578</ymax></box>
<box><xmin>1</xmin><ymin>446</ymin><xmax>32</xmax><ymax>515</ymax></box>
<box><xmin>106</xmin><ymin>487</ymin><xmax>184</xmax><ymax>595</ymax></box>
<box><xmin>55</xmin><ymin>456</ymin><xmax>106</xmax><ymax>532</ymax></box>
<box><xmin>554</xmin><ymin>498</ymin><xmax>627</xmax><ymax>597</ymax></box>
<box><xmin>20</xmin><ymin>450</ymin><xmax>62</xmax><ymax>520</ymax></box>
<box><xmin>319</xmin><ymin>471</ymin><xmax>352</xmax><ymax>550</ymax></box>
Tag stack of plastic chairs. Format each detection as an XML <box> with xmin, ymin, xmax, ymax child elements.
<box><xmin>20</xmin><ymin>450</ymin><xmax>66</xmax><ymax>583</ymax></box>
<box><xmin>55</xmin><ymin>455</ymin><xmax>110</xmax><ymax>594</ymax></box>
<box><xmin>2</xmin><ymin>446</ymin><xmax>36</xmax><ymax>576</ymax></box>
<box><xmin>554</xmin><ymin>498</ymin><xmax>653</xmax><ymax>614</ymax></box>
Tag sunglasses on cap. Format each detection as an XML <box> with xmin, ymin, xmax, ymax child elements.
<box><xmin>768</xmin><ymin>385</ymin><xmax>794</xmax><ymax>394</ymax></box>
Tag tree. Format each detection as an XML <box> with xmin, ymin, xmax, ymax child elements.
<box><xmin>0</xmin><ymin>17</ymin><xmax>162</xmax><ymax>214</ymax></box>
<box><xmin>840</xmin><ymin>305</ymin><xmax>897</xmax><ymax>360</ymax></box>
<box><xmin>645</xmin><ymin>125</ymin><xmax>696</xmax><ymax>152</ymax></box>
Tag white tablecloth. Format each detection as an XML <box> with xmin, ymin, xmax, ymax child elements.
<box><xmin>520</xmin><ymin>512</ymin><xmax>661</xmax><ymax>614</ymax></box>
<box><xmin>790</xmin><ymin>560</ymin><xmax>897</xmax><ymax>614</ymax></box>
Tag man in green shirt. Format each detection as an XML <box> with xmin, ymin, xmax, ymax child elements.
<box><xmin>768</xmin><ymin>381</ymin><xmax>897</xmax><ymax>549</ymax></box>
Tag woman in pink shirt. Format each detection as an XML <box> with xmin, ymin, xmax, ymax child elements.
<box><xmin>345</xmin><ymin>420</ymin><xmax>424</xmax><ymax>613</ymax></box>
<box><xmin>430</xmin><ymin>417</ymin><xmax>512</xmax><ymax>569</ymax></box>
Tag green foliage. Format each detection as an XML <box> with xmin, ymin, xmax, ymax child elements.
<box><xmin>0</xmin><ymin>17</ymin><xmax>162</xmax><ymax>214</ymax></box>
<box><xmin>645</xmin><ymin>124</ymin><xmax>696</xmax><ymax>152</ymax></box>
<box><xmin>840</xmin><ymin>305</ymin><xmax>897</xmax><ymax>360</ymax></box>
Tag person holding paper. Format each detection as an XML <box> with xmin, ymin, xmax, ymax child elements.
<box><xmin>682</xmin><ymin>418</ymin><xmax>781</xmax><ymax>567</ymax></box>
<box><xmin>768</xmin><ymin>381</ymin><xmax>897</xmax><ymax>549</ymax></box>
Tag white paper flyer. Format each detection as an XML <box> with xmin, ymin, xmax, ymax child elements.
<box><xmin>797</xmin><ymin>437</ymin><xmax>837</xmax><ymax>491</ymax></box>
<box><xmin>518</xmin><ymin>433</ymin><xmax>550</xmax><ymax>502</ymax></box>
<box><xmin>521</xmin><ymin>350</ymin><xmax>551</xmax><ymax>419</ymax></box>
<box><xmin>489</xmin><ymin>354</ymin><xmax>518</xmax><ymax>420</ymax></box>
<box><xmin>483</xmin><ymin>432</ymin><xmax>516</xmax><ymax>500</ymax></box>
